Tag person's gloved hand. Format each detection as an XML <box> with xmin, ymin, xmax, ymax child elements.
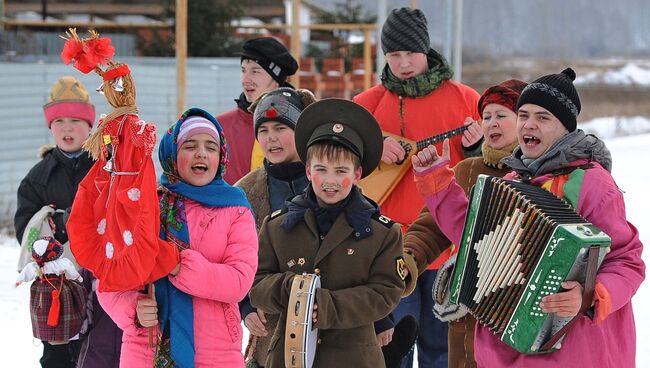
<box><xmin>51</xmin><ymin>207</ymin><xmax>71</xmax><ymax>244</ymax></box>
<box><xmin>382</xmin><ymin>315</ymin><xmax>418</xmax><ymax>368</ymax></box>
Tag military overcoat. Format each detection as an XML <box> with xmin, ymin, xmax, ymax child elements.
<box><xmin>250</xmin><ymin>201</ymin><xmax>405</xmax><ymax>368</ymax></box>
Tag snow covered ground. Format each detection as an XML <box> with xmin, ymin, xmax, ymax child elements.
<box><xmin>1</xmin><ymin>117</ymin><xmax>648</xmax><ymax>367</ymax></box>
<box><xmin>575</xmin><ymin>62</ymin><xmax>650</xmax><ymax>87</ymax></box>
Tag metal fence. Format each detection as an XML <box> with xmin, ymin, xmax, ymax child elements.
<box><xmin>0</xmin><ymin>57</ymin><xmax>242</xmax><ymax>228</ymax></box>
<box><xmin>1</xmin><ymin>31</ymin><xmax>137</xmax><ymax>58</ymax></box>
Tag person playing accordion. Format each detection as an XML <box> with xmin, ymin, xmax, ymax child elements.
<box><xmin>411</xmin><ymin>68</ymin><xmax>644</xmax><ymax>368</ymax></box>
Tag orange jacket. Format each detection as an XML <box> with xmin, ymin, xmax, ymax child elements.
<box><xmin>353</xmin><ymin>80</ymin><xmax>479</xmax><ymax>229</ymax></box>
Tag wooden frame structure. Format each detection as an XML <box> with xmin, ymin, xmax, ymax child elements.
<box><xmin>1</xmin><ymin>0</ymin><xmax>420</xmax><ymax>115</ymax></box>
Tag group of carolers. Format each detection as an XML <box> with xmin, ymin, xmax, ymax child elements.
<box><xmin>14</xmin><ymin>6</ymin><xmax>644</xmax><ymax>368</ymax></box>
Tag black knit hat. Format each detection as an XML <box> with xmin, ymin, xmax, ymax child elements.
<box><xmin>253</xmin><ymin>87</ymin><xmax>303</xmax><ymax>137</ymax></box>
<box><xmin>240</xmin><ymin>37</ymin><xmax>299</xmax><ymax>85</ymax></box>
<box><xmin>381</xmin><ymin>7</ymin><xmax>430</xmax><ymax>54</ymax></box>
<box><xmin>516</xmin><ymin>68</ymin><xmax>581</xmax><ymax>132</ymax></box>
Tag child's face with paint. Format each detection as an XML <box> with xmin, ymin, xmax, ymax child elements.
<box><xmin>177</xmin><ymin>133</ymin><xmax>221</xmax><ymax>186</ymax></box>
<box><xmin>257</xmin><ymin>121</ymin><xmax>300</xmax><ymax>164</ymax></box>
<box><xmin>306</xmin><ymin>155</ymin><xmax>362</xmax><ymax>206</ymax></box>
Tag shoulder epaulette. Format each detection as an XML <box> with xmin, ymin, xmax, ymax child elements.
<box><xmin>372</xmin><ymin>213</ymin><xmax>395</xmax><ymax>228</ymax></box>
<box><xmin>269</xmin><ymin>208</ymin><xmax>288</xmax><ymax>220</ymax></box>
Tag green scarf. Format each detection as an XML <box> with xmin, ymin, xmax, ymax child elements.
<box><xmin>381</xmin><ymin>49</ymin><xmax>454</xmax><ymax>98</ymax></box>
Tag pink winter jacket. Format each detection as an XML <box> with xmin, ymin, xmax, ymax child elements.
<box><xmin>414</xmin><ymin>161</ymin><xmax>645</xmax><ymax>368</ymax></box>
<box><xmin>98</xmin><ymin>202</ymin><xmax>258</xmax><ymax>367</ymax></box>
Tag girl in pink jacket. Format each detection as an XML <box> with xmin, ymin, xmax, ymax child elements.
<box><xmin>98</xmin><ymin>107</ymin><xmax>258</xmax><ymax>367</ymax></box>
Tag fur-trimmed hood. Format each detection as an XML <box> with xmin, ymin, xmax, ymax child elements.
<box><xmin>39</xmin><ymin>144</ymin><xmax>56</xmax><ymax>158</ymax></box>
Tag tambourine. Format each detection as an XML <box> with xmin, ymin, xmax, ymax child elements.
<box><xmin>285</xmin><ymin>273</ymin><xmax>321</xmax><ymax>368</ymax></box>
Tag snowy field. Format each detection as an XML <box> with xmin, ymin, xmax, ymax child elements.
<box><xmin>1</xmin><ymin>117</ymin><xmax>648</xmax><ymax>367</ymax></box>
<box><xmin>575</xmin><ymin>62</ymin><xmax>650</xmax><ymax>87</ymax></box>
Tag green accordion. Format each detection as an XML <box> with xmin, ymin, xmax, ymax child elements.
<box><xmin>449</xmin><ymin>175</ymin><xmax>610</xmax><ymax>354</ymax></box>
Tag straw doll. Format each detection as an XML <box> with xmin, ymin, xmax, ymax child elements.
<box><xmin>62</xmin><ymin>28</ymin><xmax>179</xmax><ymax>292</ymax></box>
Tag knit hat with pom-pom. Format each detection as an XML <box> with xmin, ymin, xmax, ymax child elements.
<box><xmin>516</xmin><ymin>68</ymin><xmax>581</xmax><ymax>132</ymax></box>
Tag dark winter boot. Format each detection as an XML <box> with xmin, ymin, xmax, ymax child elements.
<box><xmin>382</xmin><ymin>314</ymin><xmax>418</xmax><ymax>368</ymax></box>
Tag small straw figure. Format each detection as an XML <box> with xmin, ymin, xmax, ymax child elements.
<box><xmin>60</xmin><ymin>28</ymin><xmax>144</xmax><ymax>160</ymax></box>
<box><xmin>62</xmin><ymin>28</ymin><xmax>179</xmax><ymax>292</ymax></box>
<box><xmin>16</xmin><ymin>236</ymin><xmax>86</xmax><ymax>344</ymax></box>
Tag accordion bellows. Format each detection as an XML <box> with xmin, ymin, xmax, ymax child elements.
<box><xmin>449</xmin><ymin>175</ymin><xmax>610</xmax><ymax>353</ymax></box>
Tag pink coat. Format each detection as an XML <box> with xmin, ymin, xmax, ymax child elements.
<box><xmin>415</xmin><ymin>162</ymin><xmax>645</xmax><ymax>368</ymax></box>
<box><xmin>98</xmin><ymin>202</ymin><xmax>258</xmax><ymax>367</ymax></box>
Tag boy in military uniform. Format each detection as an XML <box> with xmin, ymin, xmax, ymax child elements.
<box><xmin>250</xmin><ymin>99</ymin><xmax>406</xmax><ymax>368</ymax></box>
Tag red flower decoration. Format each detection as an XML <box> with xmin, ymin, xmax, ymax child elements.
<box><xmin>60</xmin><ymin>33</ymin><xmax>115</xmax><ymax>74</ymax></box>
<box><xmin>76</xmin><ymin>54</ymin><xmax>100</xmax><ymax>74</ymax></box>
<box><xmin>85</xmin><ymin>37</ymin><xmax>115</xmax><ymax>66</ymax></box>
<box><xmin>61</xmin><ymin>38</ymin><xmax>83</xmax><ymax>65</ymax></box>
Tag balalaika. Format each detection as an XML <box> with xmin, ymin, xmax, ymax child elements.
<box><xmin>357</xmin><ymin>125</ymin><xmax>468</xmax><ymax>205</ymax></box>
<box><xmin>449</xmin><ymin>175</ymin><xmax>610</xmax><ymax>353</ymax></box>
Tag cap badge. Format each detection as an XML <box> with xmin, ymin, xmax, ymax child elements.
<box><xmin>298</xmin><ymin>257</ymin><xmax>306</xmax><ymax>266</ymax></box>
<box><xmin>265</xmin><ymin>107</ymin><xmax>278</xmax><ymax>118</ymax></box>
<box><xmin>332</xmin><ymin>123</ymin><xmax>344</xmax><ymax>133</ymax></box>
<box><xmin>282</xmin><ymin>91</ymin><xmax>291</xmax><ymax>97</ymax></box>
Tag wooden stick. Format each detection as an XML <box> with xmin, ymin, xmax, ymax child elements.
<box><xmin>147</xmin><ymin>283</ymin><xmax>156</xmax><ymax>349</ymax></box>
<box><xmin>244</xmin><ymin>335</ymin><xmax>258</xmax><ymax>363</ymax></box>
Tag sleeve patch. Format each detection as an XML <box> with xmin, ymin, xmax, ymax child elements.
<box><xmin>396</xmin><ymin>256</ymin><xmax>407</xmax><ymax>281</ymax></box>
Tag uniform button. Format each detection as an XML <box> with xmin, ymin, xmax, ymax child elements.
<box><xmin>355</xmin><ymin>232</ymin><xmax>360</xmax><ymax>237</ymax></box>
<box><xmin>317</xmin><ymin>338</ymin><xmax>322</xmax><ymax>344</ymax></box>
<box><xmin>319</xmin><ymin>235</ymin><xmax>325</xmax><ymax>240</ymax></box>
<box><xmin>365</xmin><ymin>227</ymin><xmax>371</xmax><ymax>233</ymax></box>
